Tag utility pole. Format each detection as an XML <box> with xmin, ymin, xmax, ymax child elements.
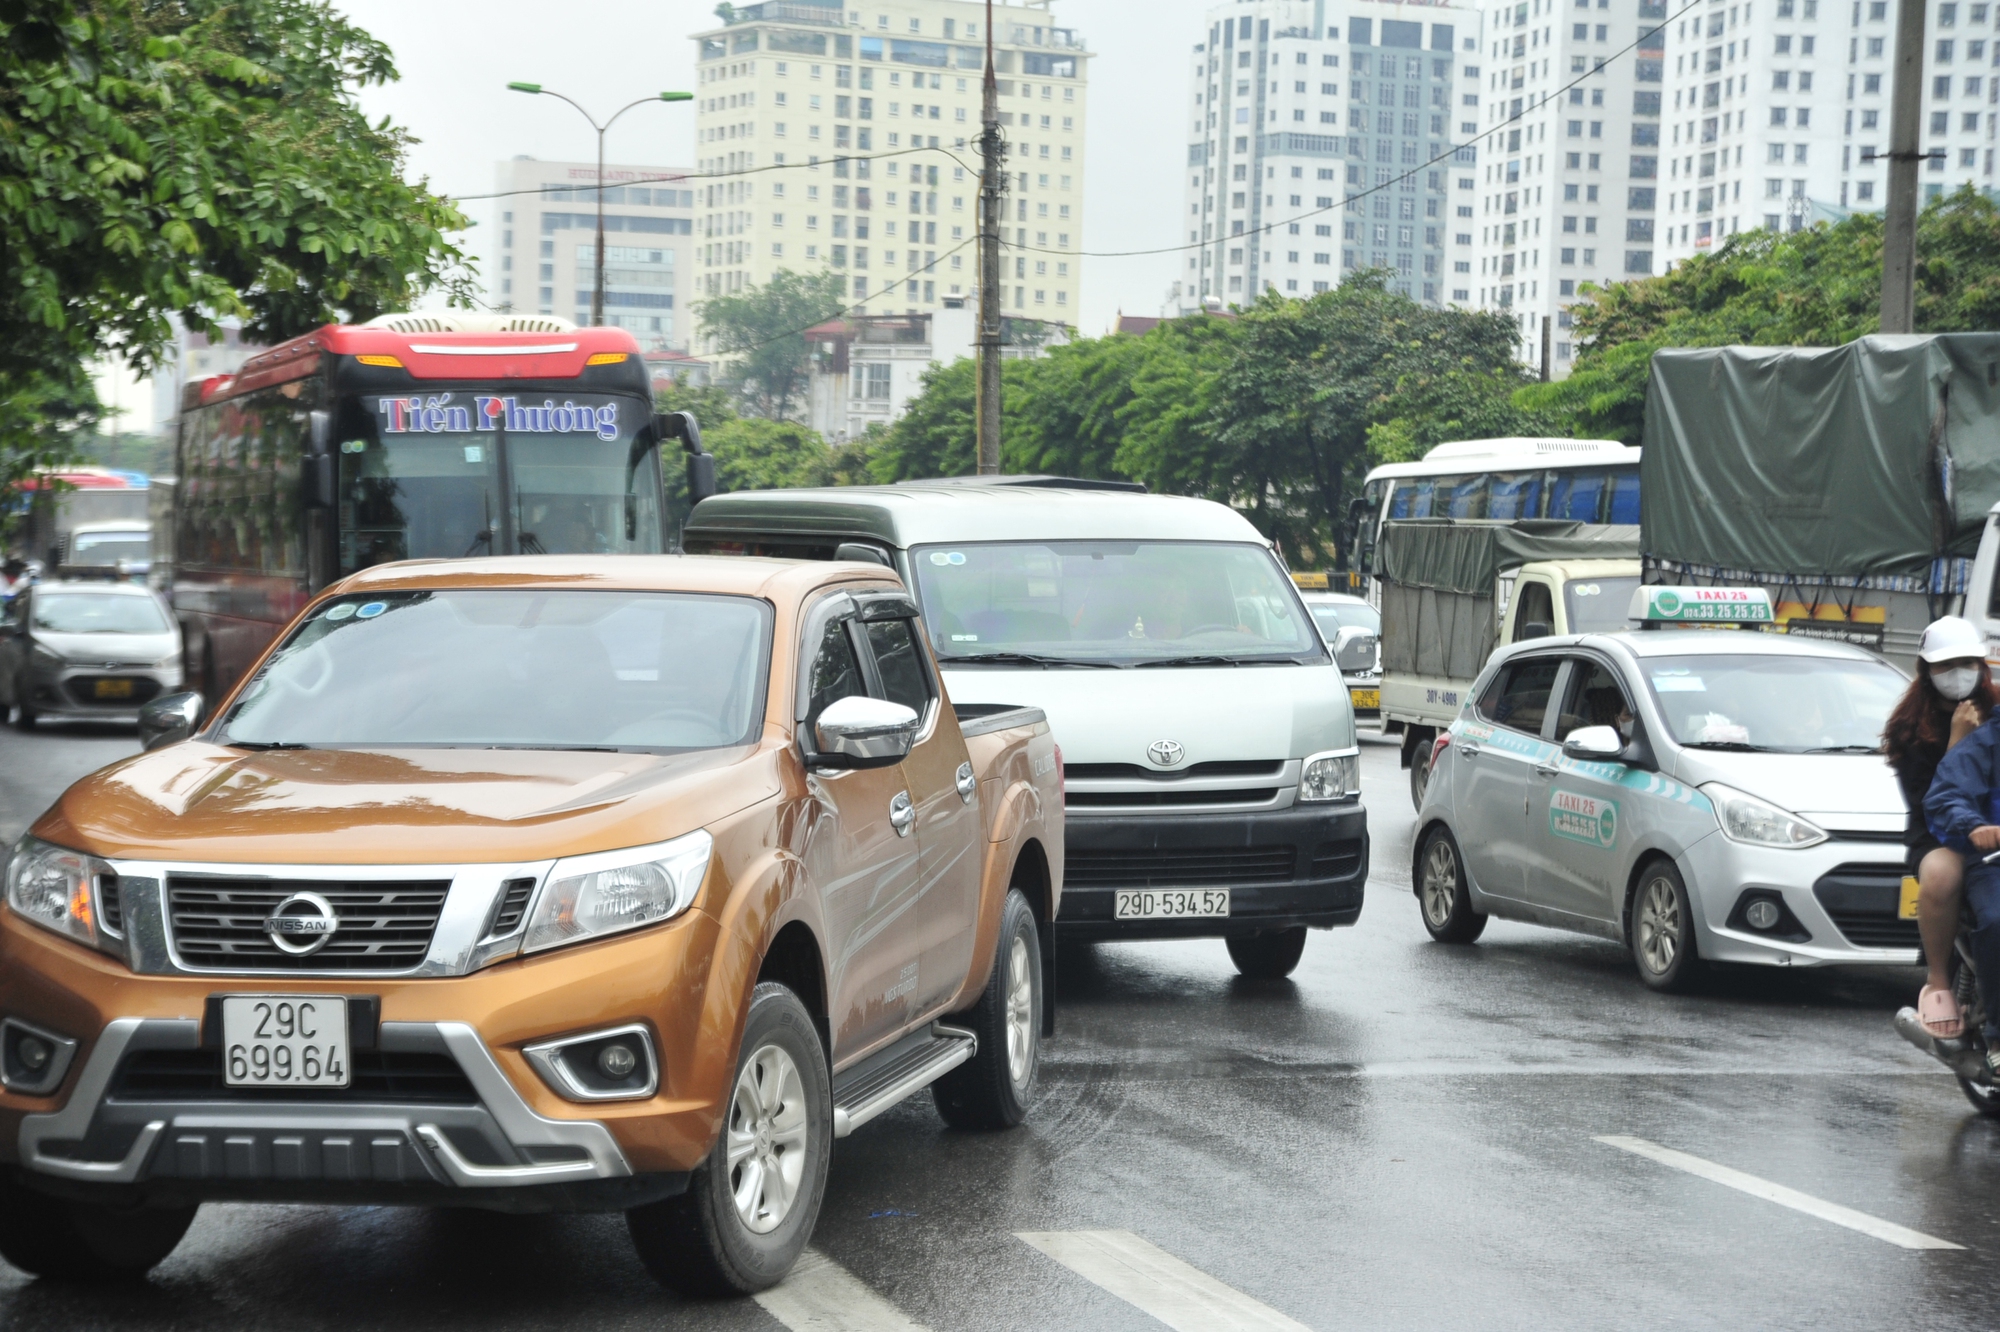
<box><xmin>1880</xmin><ymin>0</ymin><xmax>1927</xmax><ymax>333</ymax></box>
<box><xmin>1540</xmin><ymin>315</ymin><xmax>1552</xmax><ymax>383</ymax></box>
<box><xmin>975</xmin><ymin>0</ymin><xmax>1005</xmax><ymax>475</ymax></box>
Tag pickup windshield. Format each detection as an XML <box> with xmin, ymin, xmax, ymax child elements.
<box><xmin>1642</xmin><ymin>652</ymin><xmax>1904</xmax><ymax>752</ymax></box>
<box><xmin>908</xmin><ymin>540</ymin><xmax>1323</xmax><ymax>666</ymax></box>
<box><xmin>220</xmin><ymin>590</ymin><xmax>770</xmax><ymax>751</ymax></box>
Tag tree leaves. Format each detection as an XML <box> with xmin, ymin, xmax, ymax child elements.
<box><xmin>695</xmin><ymin>269</ymin><xmax>849</xmax><ymax>421</ymax></box>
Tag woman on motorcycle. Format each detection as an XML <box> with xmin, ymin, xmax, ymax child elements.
<box><xmin>1887</xmin><ymin>617</ymin><xmax>1994</xmax><ymax>1038</ymax></box>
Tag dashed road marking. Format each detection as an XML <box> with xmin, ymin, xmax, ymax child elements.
<box><xmin>754</xmin><ymin>1248</ymin><xmax>932</xmax><ymax>1331</ymax></box>
<box><xmin>1014</xmin><ymin>1229</ymin><xmax>1313</xmax><ymax>1331</ymax></box>
<box><xmin>1594</xmin><ymin>1135</ymin><xmax>1965</xmax><ymax>1251</ymax></box>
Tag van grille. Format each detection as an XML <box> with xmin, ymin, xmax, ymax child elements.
<box><xmin>1065</xmin><ymin>847</ymin><xmax>1298</xmax><ymax>889</ymax></box>
<box><xmin>1067</xmin><ymin>788</ymin><xmax>1278</xmax><ymax>808</ymax></box>
<box><xmin>1063</xmin><ymin>761</ymin><xmax>1285</xmax><ymax>782</ymax></box>
<box><xmin>167</xmin><ymin>877</ymin><xmax>449</xmax><ymax>971</ymax></box>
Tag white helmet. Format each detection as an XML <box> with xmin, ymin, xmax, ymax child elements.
<box><xmin>1918</xmin><ymin>616</ymin><xmax>1987</xmax><ymax>664</ymax></box>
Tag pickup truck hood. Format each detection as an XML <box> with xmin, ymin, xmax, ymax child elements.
<box><xmin>941</xmin><ymin>663</ymin><xmax>1353</xmax><ymax>767</ymax></box>
<box><xmin>1666</xmin><ymin>750</ymin><xmax>1906</xmax><ymax>829</ymax></box>
<box><xmin>30</xmin><ymin>743</ymin><xmax>782</xmax><ymax>866</ymax></box>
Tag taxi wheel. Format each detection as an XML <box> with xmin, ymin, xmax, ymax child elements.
<box><xmin>1630</xmin><ymin>860</ymin><xmax>1702</xmax><ymax>993</ymax></box>
<box><xmin>627</xmin><ymin>982</ymin><xmax>831</xmax><ymax>1297</ymax></box>
<box><xmin>1417</xmin><ymin>826</ymin><xmax>1486</xmax><ymax>944</ymax></box>
<box><xmin>934</xmin><ymin>889</ymin><xmax>1042</xmax><ymax>1129</ymax></box>
<box><xmin>0</xmin><ymin>1169</ymin><xmax>197</xmax><ymax>1281</ymax></box>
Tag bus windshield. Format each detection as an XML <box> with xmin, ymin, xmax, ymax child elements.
<box><xmin>338</xmin><ymin>392</ymin><xmax>662</xmax><ymax>572</ymax></box>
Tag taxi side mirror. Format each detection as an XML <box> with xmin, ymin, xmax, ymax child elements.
<box><xmin>1562</xmin><ymin>725</ymin><xmax>1625</xmax><ymax>761</ymax></box>
<box><xmin>811</xmin><ymin>695</ymin><xmax>919</xmax><ymax>770</ymax></box>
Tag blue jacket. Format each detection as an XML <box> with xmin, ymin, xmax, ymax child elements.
<box><xmin>1926</xmin><ymin>715</ymin><xmax>2000</xmax><ymax>852</ymax></box>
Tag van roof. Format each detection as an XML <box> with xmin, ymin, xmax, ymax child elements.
<box><xmin>686</xmin><ymin>485</ymin><xmax>1267</xmax><ymax>548</ymax></box>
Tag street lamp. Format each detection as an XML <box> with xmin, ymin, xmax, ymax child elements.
<box><xmin>509</xmin><ymin>84</ymin><xmax>693</xmax><ymax>327</ymax></box>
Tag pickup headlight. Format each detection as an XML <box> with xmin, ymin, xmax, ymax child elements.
<box><xmin>522</xmin><ymin>829</ymin><xmax>713</xmax><ymax>955</ymax></box>
<box><xmin>1299</xmin><ymin>749</ymin><xmax>1361</xmax><ymax>802</ymax></box>
<box><xmin>5</xmin><ymin>837</ymin><xmax>114</xmax><ymax>947</ymax></box>
<box><xmin>1700</xmin><ymin>783</ymin><xmax>1828</xmax><ymax>849</ymax></box>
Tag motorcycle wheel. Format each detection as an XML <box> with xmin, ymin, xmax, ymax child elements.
<box><xmin>1957</xmin><ymin>1077</ymin><xmax>2000</xmax><ymax>1119</ymax></box>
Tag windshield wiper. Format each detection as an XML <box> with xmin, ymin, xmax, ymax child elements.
<box><xmin>1134</xmin><ymin>654</ymin><xmax>1307</xmax><ymax>668</ymax></box>
<box><xmin>935</xmin><ymin>652</ymin><xmax>1120</xmax><ymax>668</ymax></box>
<box><xmin>227</xmin><ymin>741</ymin><xmax>311</xmax><ymax>751</ymax></box>
<box><xmin>1805</xmin><ymin>744</ymin><xmax>1882</xmax><ymax>754</ymax></box>
<box><xmin>1681</xmin><ymin>740</ymin><xmax>1773</xmax><ymax>752</ymax></box>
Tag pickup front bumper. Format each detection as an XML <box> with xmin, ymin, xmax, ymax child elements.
<box><xmin>1056</xmin><ymin>802</ymin><xmax>1368</xmax><ymax>941</ymax></box>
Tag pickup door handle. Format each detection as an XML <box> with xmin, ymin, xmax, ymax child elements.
<box><xmin>889</xmin><ymin>790</ymin><xmax>915</xmax><ymax>837</ymax></box>
<box><xmin>955</xmin><ymin>761</ymin><xmax>977</xmax><ymax>804</ymax></box>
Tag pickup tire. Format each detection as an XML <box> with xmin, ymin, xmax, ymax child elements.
<box><xmin>1417</xmin><ymin>824</ymin><xmax>1487</xmax><ymax>944</ymax></box>
<box><xmin>932</xmin><ymin>889</ymin><xmax>1041</xmax><ymax>1130</ymax></box>
<box><xmin>0</xmin><ymin>1169</ymin><xmax>197</xmax><ymax>1280</ymax></box>
<box><xmin>1226</xmin><ymin>928</ymin><xmax>1308</xmax><ymax>979</ymax></box>
<box><xmin>627</xmin><ymin>982</ymin><xmax>832</xmax><ymax>1296</ymax></box>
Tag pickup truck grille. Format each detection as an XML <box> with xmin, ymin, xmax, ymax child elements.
<box><xmin>1066</xmin><ymin>847</ymin><xmax>1298</xmax><ymax>888</ymax></box>
<box><xmin>109</xmin><ymin>1048</ymin><xmax>477</xmax><ymax>1105</ymax></box>
<box><xmin>1812</xmin><ymin>863</ymin><xmax>1919</xmax><ymax>949</ymax></box>
<box><xmin>167</xmin><ymin>876</ymin><xmax>449</xmax><ymax>971</ymax></box>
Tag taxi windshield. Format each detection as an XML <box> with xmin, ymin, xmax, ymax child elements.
<box><xmin>220</xmin><ymin>590</ymin><xmax>771</xmax><ymax>752</ymax></box>
<box><xmin>1642</xmin><ymin>652</ymin><xmax>1905</xmax><ymax>753</ymax></box>
<box><xmin>908</xmin><ymin>540</ymin><xmax>1323</xmax><ymax>666</ymax></box>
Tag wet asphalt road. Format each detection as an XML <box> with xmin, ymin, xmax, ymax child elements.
<box><xmin>2</xmin><ymin>721</ymin><xmax>1994</xmax><ymax>1331</ymax></box>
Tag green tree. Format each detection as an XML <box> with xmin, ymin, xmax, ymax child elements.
<box><xmin>1526</xmin><ymin>187</ymin><xmax>2000</xmax><ymax>440</ymax></box>
<box><xmin>0</xmin><ymin>367</ymin><xmax>100</xmax><ymax>548</ymax></box>
<box><xmin>697</xmin><ymin>269</ymin><xmax>848</xmax><ymax>421</ymax></box>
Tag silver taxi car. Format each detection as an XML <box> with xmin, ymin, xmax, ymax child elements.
<box><xmin>0</xmin><ymin>581</ymin><xmax>182</xmax><ymax>728</ymax></box>
<box><xmin>1412</xmin><ymin>606</ymin><xmax>1911</xmax><ymax>990</ymax></box>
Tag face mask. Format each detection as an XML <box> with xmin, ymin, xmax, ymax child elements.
<box><xmin>1934</xmin><ymin>665</ymin><xmax>1980</xmax><ymax>701</ymax></box>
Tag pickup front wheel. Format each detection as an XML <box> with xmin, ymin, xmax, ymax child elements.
<box><xmin>933</xmin><ymin>889</ymin><xmax>1042</xmax><ymax>1130</ymax></box>
<box><xmin>627</xmin><ymin>982</ymin><xmax>832</xmax><ymax>1296</ymax></box>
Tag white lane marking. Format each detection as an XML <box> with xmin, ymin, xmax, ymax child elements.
<box><xmin>1594</xmin><ymin>1135</ymin><xmax>1964</xmax><ymax>1251</ymax></box>
<box><xmin>1015</xmin><ymin>1229</ymin><xmax>1313</xmax><ymax>1332</ymax></box>
<box><xmin>753</xmin><ymin>1249</ymin><xmax>933</xmax><ymax>1331</ymax></box>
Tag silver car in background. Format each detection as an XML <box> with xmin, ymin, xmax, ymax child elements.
<box><xmin>0</xmin><ymin>581</ymin><xmax>182</xmax><ymax>729</ymax></box>
<box><xmin>1302</xmin><ymin>590</ymin><xmax>1381</xmax><ymax>721</ymax></box>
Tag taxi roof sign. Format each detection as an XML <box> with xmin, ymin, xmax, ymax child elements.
<box><xmin>1292</xmin><ymin>571</ymin><xmax>1331</xmax><ymax>590</ymax></box>
<box><xmin>1628</xmin><ymin>585</ymin><xmax>1774</xmax><ymax>624</ymax></box>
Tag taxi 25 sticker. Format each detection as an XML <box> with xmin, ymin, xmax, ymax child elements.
<box><xmin>1550</xmin><ymin>790</ymin><xmax>1618</xmax><ymax>848</ymax></box>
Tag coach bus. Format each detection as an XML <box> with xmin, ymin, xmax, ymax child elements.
<box><xmin>172</xmin><ymin>313</ymin><xmax>709</xmax><ymax>699</ymax></box>
<box><xmin>1350</xmin><ymin>436</ymin><xmax>1641</xmax><ymax>582</ymax></box>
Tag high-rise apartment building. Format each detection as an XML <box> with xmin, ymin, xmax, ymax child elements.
<box><xmin>490</xmin><ymin>157</ymin><xmax>696</xmax><ymax>350</ymax></box>
<box><xmin>1657</xmin><ymin>0</ymin><xmax>1997</xmax><ymax>268</ymax></box>
<box><xmin>690</xmin><ymin>0</ymin><xmax>1091</xmax><ymax>328</ymax></box>
<box><xmin>1177</xmin><ymin>0</ymin><xmax>1483</xmax><ymax>312</ymax></box>
<box><xmin>1468</xmin><ymin>0</ymin><xmax>1669</xmax><ymax>370</ymax></box>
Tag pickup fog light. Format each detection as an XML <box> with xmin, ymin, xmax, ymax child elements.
<box><xmin>522</xmin><ymin>829</ymin><xmax>712</xmax><ymax>955</ymax></box>
<box><xmin>1699</xmin><ymin>783</ymin><xmax>1828</xmax><ymax>849</ymax></box>
<box><xmin>4</xmin><ymin>837</ymin><xmax>115</xmax><ymax>948</ymax></box>
<box><xmin>0</xmin><ymin>1017</ymin><xmax>79</xmax><ymax>1095</ymax></box>
<box><xmin>524</xmin><ymin>1024</ymin><xmax>660</xmax><ymax>1102</ymax></box>
<box><xmin>1299</xmin><ymin>749</ymin><xmax>1361</xmax><ymax>802</ymax></box>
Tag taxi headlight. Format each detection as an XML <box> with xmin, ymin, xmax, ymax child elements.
<box><xmin>522</xmin><ymin>830</ymin><xmax>713</xmax><ymax>955</ymax></box>
<box><xmin>1300</xmin><ymin>749</ymin><xmax>1361</xmax><ymax>802</ymax></box>
<box><xmin>1700</xmin><ymin>783</ymin><xmax>1827</xmax><ymax>849</ymax></box>
<box><xmin>4</xmin><ymin>837</ymin><xmax>113</xmax><ymax>947</ymax></box>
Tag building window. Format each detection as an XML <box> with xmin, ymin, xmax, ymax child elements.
<box><xmin>864</xmin><ymin>364</ymin><xmax>891</xmax><ymax>399</ymax></box>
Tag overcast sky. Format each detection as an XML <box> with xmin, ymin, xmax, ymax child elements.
<box><xmin>334</xmin><ymin>0</ymin><xmax>1216</xmax><ymax>336</ymax></box>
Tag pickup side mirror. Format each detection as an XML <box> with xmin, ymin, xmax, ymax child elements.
<box><xmin>139</xmin><ymin>691</ymin><xmax>205</xmax><ymax>751</ymax></box>
<box><xmin>811</xmin><ymin>695</ymin><xmax>919</xmax><ymax>770</ymax></box>
<box><xmin>1561</xmin><ymin>725</ymin><xmax>1625</xmax><ymax>761</ymax></box>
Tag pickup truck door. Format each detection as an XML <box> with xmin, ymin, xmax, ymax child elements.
<box><xmin>853</xmin><ymin>604</ymin><xmax>980</xmax><ymax>1022</ymax></box>
<box><xmin>798</xmin><ymin>601</ymin><xmax>925</xmax><ymax>1059</ymax></box>
<box><xmin>1455</xmin><ymin>654</ymin><xmax>1565</xmax><ymax>902</ymax></box>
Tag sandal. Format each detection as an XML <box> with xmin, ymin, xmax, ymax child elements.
<box><xmin>1921</xmin><ymin>984</ymin><xmax>1965</xmax><ymax>1040</ymax></box>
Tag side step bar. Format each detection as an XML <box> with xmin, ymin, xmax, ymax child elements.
<box><xmin>831</xmin><ymin>1022</ymin><xmax>976</xmax><ymax>1138</ymax></box>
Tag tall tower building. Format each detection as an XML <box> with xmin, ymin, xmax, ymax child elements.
<box><xmin>690</xmin><ymin>0</ymin><xmax>1091</xmax><ymax>335</ymax></box>
<box><xmin>489</xmin><ymin>157</ymin><xmax>697</xmax><ymax>349</ymax></box>
<box><xmin>1177</xmin><ymin>0</ymin><xmax>1484</xmax><ymax>313</ymax></box>
<box><xmin>1468</xmin><ymin>0</ymin><xmax>1670</xmax><ymax>372</ymax></box>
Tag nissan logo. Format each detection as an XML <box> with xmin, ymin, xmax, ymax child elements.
<box><xmin>1147</xmin><ymin>740</ymin><xmax>1186</xmax><ymax>767</ymax></box>
<box><xmin>263</xmin><ymin>891</ymin><xmax>340</xmax><ymax>957</ymax></box>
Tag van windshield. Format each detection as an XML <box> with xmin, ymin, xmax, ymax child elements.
<box><xmin>908</xmin><ymin>541</ymin><xmax>1323</xmax><ymax>666</ymax></box>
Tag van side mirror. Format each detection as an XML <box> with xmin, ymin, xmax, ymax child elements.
<box><xmin>834</xmin><ymin>542</ymin><xmax>892</xmax><ymax>567</ymax></box>
<box><xmin>810</xmin><ymin>695</ymin><xmax>919</xmax><ymax>770</ymax></box>
<box><xmin>139</xmin><ymin>691</ymin><xmax>205</xmax><ymax>751</ymax></box>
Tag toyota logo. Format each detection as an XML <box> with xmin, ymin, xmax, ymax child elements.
<box><xmin>1147</xmin><ymin>740</ymin><xmax>1186</xmax><ymax>767</ymax></box>
<box><xmin>263</xmin><ymin>891</ymin><xmax>340</xmax><ymax>957</ymax></box>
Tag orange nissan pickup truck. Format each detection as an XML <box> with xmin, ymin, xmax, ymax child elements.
<box><xmin>0</xmin><ymin>556</ymin><xmax>1061</xmax><ymax>1295</ymax></box>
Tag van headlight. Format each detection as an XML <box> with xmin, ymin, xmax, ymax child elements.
<box><xmin>1700</xmin><ymin>783</ymin><xmax>1827</xmax><ymax>849</ymax></box>
<box><xmin>1299</xmin><ymin>749</ymin><xmax>1361</xmax><ymax>802</ymax></box>
<box><xmin>5</xmin><ymin>837</ymin><xmax>114</xmax><ymax>947</ymax></box>
<box><xmin>522</xmin><ymin>829</ymin><xmax>713</xmax><ymax>954</ymax></box>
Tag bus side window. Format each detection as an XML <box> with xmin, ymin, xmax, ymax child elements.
<box><xmin>1605</xmin><ymin>466</ymin><xmax>1641</xmax><ymax>524</ymax></box>
<box><xmin>1488</xmin><ymin>472</ymin><xmax>1542</xmax><ymax>520</ymax></box>
<box><xmin>1444</xmin><ymin>473</ymin><xmax>1489</xmax><ymax>519</ymax></box>
<box><xmin>1549</xmin><ymin>470</ymin><xmax>1606</xmax><ymax>522</ymax></box>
